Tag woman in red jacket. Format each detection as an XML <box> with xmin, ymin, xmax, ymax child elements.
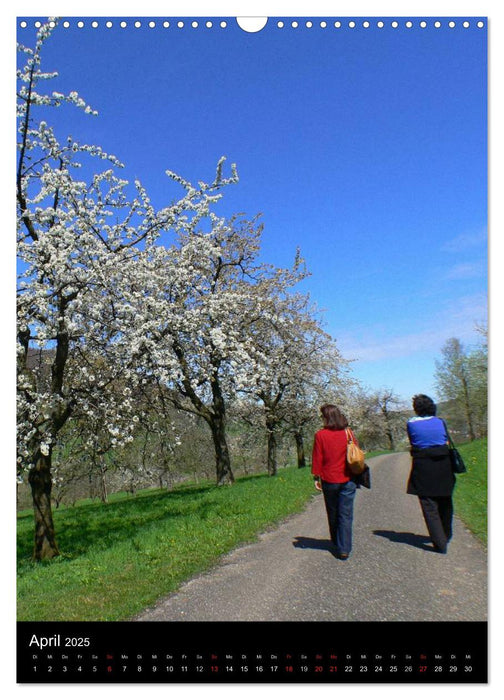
<box><xmin>312</xmin><ymin>404</ymin><xmax>357</xmax><ymax>560</ymax></box>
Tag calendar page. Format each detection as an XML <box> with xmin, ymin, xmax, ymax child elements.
<box><xmin>15</xmin><ymin>3</ymin><xmax>488</xmax><ymax>685</ymax></box>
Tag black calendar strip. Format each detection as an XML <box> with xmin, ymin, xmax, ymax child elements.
<box><xmin>17</xmin><ymin>621</ymin><xmax>487</xmax><ymax>683</ymax></box>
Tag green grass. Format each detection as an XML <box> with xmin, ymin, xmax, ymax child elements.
<box><xmin>453</xmin><ymin>438</ymin><xmax>487</xmax><ymax>544</ymax></box>
<box><xmin>17</xmin><ymin>467</ymin><xmax>314</xmax><ymax>621</ymax></box>
<box><xmin>17</xmin><ymin>442</ymin><xmax>488</xmax><ymax>621</ymax></box>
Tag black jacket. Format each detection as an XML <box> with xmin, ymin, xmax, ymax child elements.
<box><xmin>407</xmin><ymin>445</ymin><xmax>455</xmax><ymax>497</ymax></box>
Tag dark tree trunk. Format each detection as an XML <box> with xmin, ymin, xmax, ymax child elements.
<box><xmin>294</xmin><ymin>431</ymin><xmax>306</xmax><ymax>468</ymax></box>
<box><xmin>462</xmin><ymin>375</ymin><xmax>476</xmax><ymax>441</ymax></box>
<box><xmin>26</xmin><ymin>301</ymin><xmax>73</xmax><ymax>559</ymax></box>
<box><xmin>99</xmin><ymin>464</ymin><xmax>108</xmax><ymax>504</ymax></box>
<box><xmin>208</xmin><ymin>372</ymin><xmax>234</xmax><ymax>485</ymax></box>
<box><xmin>209</xmin><ymin>412</ymin><xmax>235</xmax><ymax>485</ymax></box>
<box><xmin>266</xmin><ymin>422</ymin><xmax>278</xmax><ymax>476</ymax></box>
<box><xmin>28</xmin><ymin>451</ymin><xmax>59</xmax><ymax>561</ymax></box>
<box><xmin>385</xmin><ymin>427</ymin><xmax>395</xmax><ymax>451</ymax></box>
<box><xmin>171</xmin><ymin>341</ymin><xmax>235</xmax><ymax>485</ymax></box>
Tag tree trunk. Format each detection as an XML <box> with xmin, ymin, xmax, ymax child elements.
<box><xmin>171</xmin><ymin>342</ymin><xmax>235</xmax><ymax>485</ymax></box>
<box><xmin>385</xmin><ymin>426</ymin><xmax>395</xmax><ymax>451</ymax></box>
<box><xmin>380</xmin><ymin>405</ymin><xmax>396</xmax><ymax>451</ymax></box>
<box><xmin>294</xmin><ymin>431</ymin><xmax>306</xmax><ymax>468</ymax></box>
<box><xmin>462</xmin><ymin>375</ymin><xmax>476</xmax><ymax>441</ymax></box>
<box><xmin>208</xmin><ymin>372</ymin><xmax>234</xmax><ymax>485</ymax></box>
<box><xmin>209</xmin><ymin>413</ymin><xmax>235</xmax><ymax>485</ymax></box>
<box><xmin>266</xmin><ymin>423</ymin><xmax>278</xmax><ymax>476</ymax></box>
<box><xmin>99</xmin><ymin>464</ymin><xmax>108</xmax><ymax>504</ymax></box>
<box><xmin>28</xmin><ymin>451</ymin><xmax>59</xmax><ymax>561</ymax></box>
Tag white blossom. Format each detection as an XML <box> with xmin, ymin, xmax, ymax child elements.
<box><xmin>40</xmin><ymin>443</ymin><xmax>50</xmax><ymax>456</ymax></box>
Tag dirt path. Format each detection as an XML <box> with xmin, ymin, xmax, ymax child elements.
<box><xmin>135</xmin><ymin>453</ymin><xmax>487</xmax><ymax>622</ymax></box>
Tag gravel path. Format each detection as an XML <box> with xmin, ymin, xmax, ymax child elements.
<box><xmin>135</xmin><ymin>453</ymin><xmax>487</xmax><ymax>622</ymax></box>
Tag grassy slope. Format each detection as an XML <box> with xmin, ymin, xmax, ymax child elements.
<box><xmin>17</xmin><ymin>467</ymin><xmax>314</xmax><ymax>621</ymax></box>
<box><xmin>453</xmin><ymin>438</ymin><xmax>487</xmax><ymax>544</ymax></box>
<box><xmin>18</xmin><ymin>440</ymin><xmax>487</xmax><ymax>621</ymax></box>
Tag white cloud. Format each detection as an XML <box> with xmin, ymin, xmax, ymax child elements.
<box><xmin>337</xmin><ymin>294</ymin><xmax>487</xmax><ymax>363</ymax></box>
<box><xmin>441</xmin><ymin>229</ymin><xmax>487</xmax><ymax>254</ymax></box>
<box><xmin>444</xmin><ymin>261</ymin><xmax>486</xmax><ymax>281</ymax></box>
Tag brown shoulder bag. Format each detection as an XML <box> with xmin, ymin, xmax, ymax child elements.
<box><xmin>345</xmin><ymin>428</ymin><xmax>366</xmax><ymax>475</ymax></box>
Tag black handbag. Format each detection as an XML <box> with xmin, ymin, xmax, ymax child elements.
<box><xmin>354</xmin><ymin>464</ymin><xmax>371</xmax><ymax>489</ymax></box>
<box><xmin>449</xmin><ymin>446</ymin><xmax>467</xmax><ymax>474</ymax></box>
<box><xmin>442</xmin><ymin>420</ymin><xmax>467</xmax><ymax>474</ymax></box>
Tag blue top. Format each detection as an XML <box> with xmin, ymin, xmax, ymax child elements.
<box><xmin>407</xmin><ymin>416</ymin><xmax>448</xmax><ymax>449</ymax></box>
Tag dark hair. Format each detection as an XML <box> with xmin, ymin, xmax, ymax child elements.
<box><xmin>412</xmin><ymin>394</ymin><xmax>437</xmax><ymax>417</ymax></box>
<box><xmin>320</xmin><ymin>404</ymin><xmax>349</xmax><ymax>430</ymax></box>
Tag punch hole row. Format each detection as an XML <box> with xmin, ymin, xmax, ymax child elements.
<box><xmin>278</xmin><ymin>19</ymin><xmax>485</xmax><ymax>29</ymax></box>
<box><xmin>20</xmin><ymin>20</ymin><xmax>230</xmax><ymax>29</ymax></box>
<box><xmin>19</xmin><ymin>19</ymin><xmax>486</xmax><ymax>30</ymax></box>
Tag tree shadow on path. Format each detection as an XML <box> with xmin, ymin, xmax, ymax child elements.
<box><xmin>373</xmin><ymin>530</ymin><xmax>434</xmax><ymax>551</ymax></box>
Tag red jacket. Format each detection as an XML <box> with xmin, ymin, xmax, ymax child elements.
<box><xmin>311</xmin><ymin>428</ymin><xmax>353</xmax><ymax>483</ymax></box>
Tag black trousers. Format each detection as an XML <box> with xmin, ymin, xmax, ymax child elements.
<box><xmin>418</xmin><ymin>496</ymin><xmax>453</xmax><ymax>552</ymax></box>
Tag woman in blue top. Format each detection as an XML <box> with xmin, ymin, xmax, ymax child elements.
<box><xmin>406</xmin><ymin>394</ymin><xmax>455</xmax><ymax>554</ymax></box>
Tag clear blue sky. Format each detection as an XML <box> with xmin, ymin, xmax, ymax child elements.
<box><xmin>17</xmin><ymin>16</ymin><xmax>488</xmax><ymax>403</ymax></box>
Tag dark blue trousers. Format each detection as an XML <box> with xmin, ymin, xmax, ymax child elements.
<box><xmin>321</xmin><ymin>480</ymin><xmax>357</xmax><ymax>555</ymax></box>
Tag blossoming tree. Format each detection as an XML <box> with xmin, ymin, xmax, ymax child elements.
<box><xmin>17</xmin><ymin>20</ymin><xmax>352</xmax><ymax>562</ymax></box>
<box><xmin>130</xmin><ymin>211</ymin><xmax>308</xmax><ymax>485</ymax></box>
<box><xmin>240</xmin><ymin>290</ymin><xmax>349</xmax><ymax>474</ymax></box>
<box><xmin>17</xmin><ymin>21</ymin><xmax>237</xmax><ymax>559</ymax></box>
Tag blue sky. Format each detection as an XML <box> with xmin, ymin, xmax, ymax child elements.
<box><xmin>16</xmin><ymin>13</ymin><xmax>487</xmax><ymax>404</ymax></box>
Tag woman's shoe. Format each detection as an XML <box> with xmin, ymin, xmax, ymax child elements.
<box><xmin>337</xmin><ymin>552</ymin><xmax>350</xmax><ymax>560</ymax></box>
